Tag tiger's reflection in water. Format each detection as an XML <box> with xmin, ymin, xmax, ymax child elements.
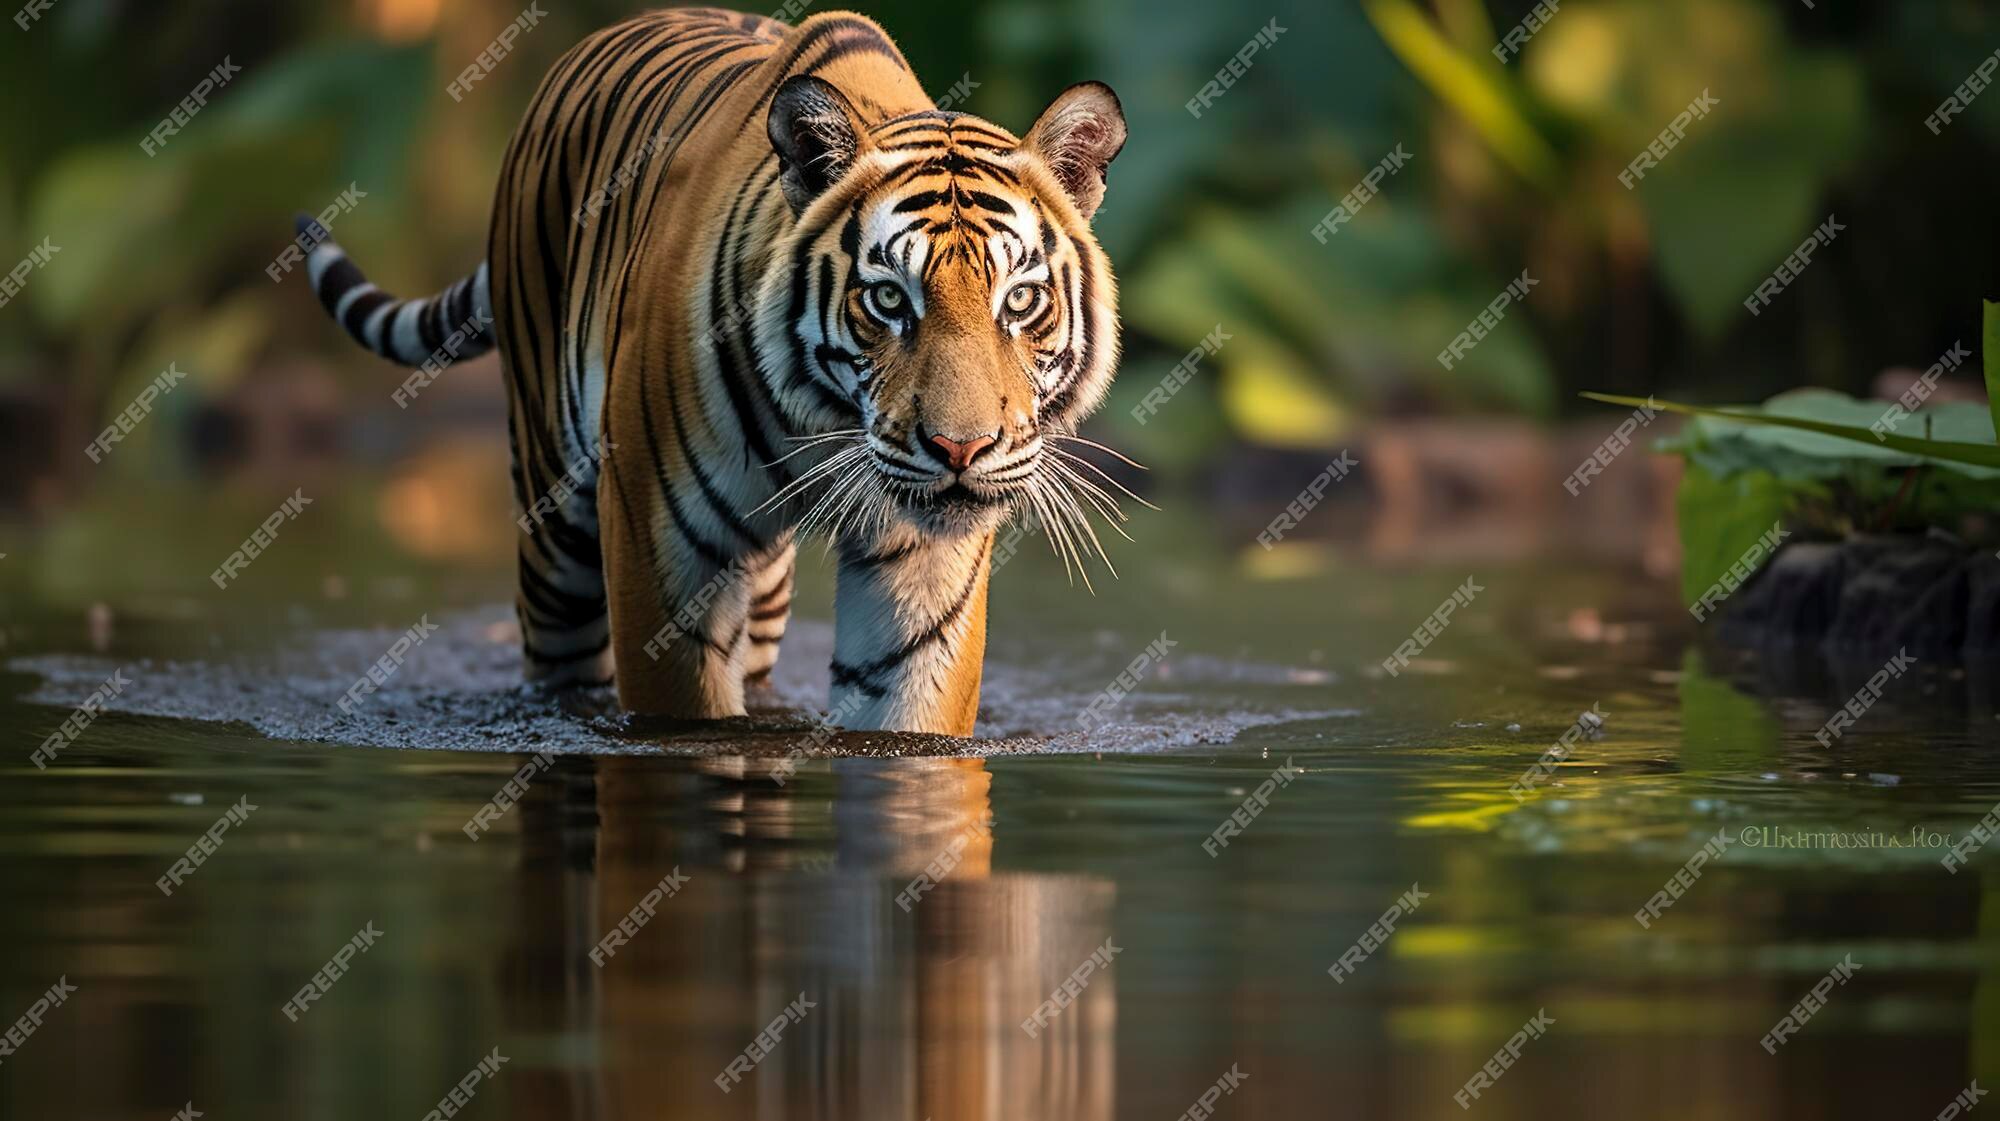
<box><xmin>500</xmin><ymin>755</ymin><xmax>1115</xmax><ymax>1120</ymax></box>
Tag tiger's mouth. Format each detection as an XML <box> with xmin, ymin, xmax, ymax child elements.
<box><xmin>922</xmin><ymin>482</ymin><xmax>1004</xmax><ymax>511</ymax></box>
<box><xmin>887</xmin><ymin>477</ymin><xmax>1015</xmax><ymax>535</ymax></box>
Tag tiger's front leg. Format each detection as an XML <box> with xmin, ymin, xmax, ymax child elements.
<box><xmin>830</xmin><ymin>528</ymin><xmax>994</xmax><ymax>735</ymax></box>
<box><xmin>598</xmin><ymin>445</ymin><xmax>777</xmax><ymax>719</ymax></box>
<box><xmin>609</xmin><ymin>548</ymin><xmax>755</xmax><ymax>719</ymax></box>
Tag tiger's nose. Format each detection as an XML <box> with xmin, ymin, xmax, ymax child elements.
<box><xmin>917</xmin><ymin>427</ymin><xmax>998</xmax><ymax>472</ymax></box>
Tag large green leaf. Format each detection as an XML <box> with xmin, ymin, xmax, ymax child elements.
<box><xmin>1639</xmin><ymin>386</ymin><xmax>2000</xmax><ymax>552</ymax></box>
<box><xmin>1642</xmin><ymin>154</ymin><xmax>1834</xmax><ymax>339</ymax></box>
<box><xmin>1584</xmin><ymin>391</ymin><xmax>2000</xmax><ymax>472</ymax></box>
<box><xmin>1659</xmin><ymin>388</ymin><xmax>2000</xmax><ymax>482</ymax></box>
<box><xmin>1638</xmin><ymin>56</ymin><xmax>1866</xmax><ymax>337</ymax></box>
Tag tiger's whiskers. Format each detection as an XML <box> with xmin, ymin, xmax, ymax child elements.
<box><xmin>1007</xmin><ymin>429</ymin><xmax>1158</xmax><ymax>590</ymax></box>
<box><xmin>1049</xmin><ymin>441</ymin><xmax>1159</xmax><ymax>510</ymax></box>
<box><xmin>752</xmin><ymin>440</ymin><xmax>865</xmax><ymax>516</ymax></box>
<box><xmin>764</xmin><ymin>428</ymin><xmax>865</xmax><ymax>467</ymax></box>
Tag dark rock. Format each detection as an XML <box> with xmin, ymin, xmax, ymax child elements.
<box><xmin>1717</xmin><ymin>535</ymin><xmax>2000</xmax><ymax>658</ymax></box>
<box><xmin>1720</xmin><ymin>541</ymin><xmax>1844</xmax><ymax>638</ymax></box>
<box><xmin>1966</xmin><ymin>553</ymin><xmax>2000</xmax><ymax>656</ymax></box>
<box><xmin>1824</xmin><ymin>535</ymin><xmax>1967</xmax><ymax>654</ymax></box>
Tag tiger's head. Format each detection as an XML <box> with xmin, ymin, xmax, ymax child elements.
<box><xmin>755</xmin><ymin>76</ymin><xmax>1128</xmax><ymax>545</ymax></box>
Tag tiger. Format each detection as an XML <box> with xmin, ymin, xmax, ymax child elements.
<box><xmin>299</xmin><ymin>7</ymin><xmax>1128</xmax><ymax>736</ymax></box>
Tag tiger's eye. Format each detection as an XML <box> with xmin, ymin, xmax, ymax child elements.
<box><xmin>1005</xmin><ymin>284</ymin><xmax>1039</xmax><ymax>314</ymax></box>
<box><xmin>871</xmin><ymin>282</ymin><xmax>906</xmax><ymax>312</ymax></box>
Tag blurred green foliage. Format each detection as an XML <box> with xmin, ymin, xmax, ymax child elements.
<box><xmin>0</xmin><ymin>0</ymin><xmax>1995</xmax><ymax>488</ymax></box>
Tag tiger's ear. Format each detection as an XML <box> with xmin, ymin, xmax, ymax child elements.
<box><xmin>768</xmin><ymin>75</ymin><xmax>866</xmax><ymax>214</ymax></box>
<box><xmin>1022</xmin><ymin>82</ymin><xmax>1127</xmax><ymax>221</ymax></box>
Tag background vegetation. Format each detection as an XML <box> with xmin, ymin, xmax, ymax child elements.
<box><xmin>0</xmin><ymin>0</ymin><xmax>1996</xmax><ymax>494</ymax></box>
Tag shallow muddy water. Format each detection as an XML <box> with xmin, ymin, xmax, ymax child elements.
<box><xmin>2</xmin><ymin>501</ymin><xmax>1998</xmax><ymax>1119</ymax></box>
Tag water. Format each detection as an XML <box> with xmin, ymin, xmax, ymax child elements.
<box><xmin>3</xmin><ymin>497</ymin><xmax>1998</xmax><ymax>1119</ymax></box>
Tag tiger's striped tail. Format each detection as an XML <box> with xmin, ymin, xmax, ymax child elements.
<box><xmin>296</xmin><ymin>214</ymin><xmax>495</xmax><ymax>368</ymax></box>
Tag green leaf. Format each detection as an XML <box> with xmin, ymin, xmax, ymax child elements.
<box><xmin>1642</xmin><ymin>387</ymin><xmax>2000</xmax><ymax>539</ymax></box>
<box><xmin>1643</xmin><ymin>159</ymin><xmax>1826</xmax><ymax>339</ymax></box>
<box><xmin>1984</xmin><ymin>299</ymin><xmax>2000</xmax><ymax>445</ymax></box>
<box><xmin>1638</xmin><ymin>57</ymin><xmax>1866</xmax><ymax>338</ymax></box>
<box><xmin>1583</xmin><ymin>392</ymin><xmax>2000</xmax><ymax>470</ymax></box>
<box><xmin>1674</xmin><ymin>461</ymin><xmax>1794</xmax><ymax>605</ymax></box>
<box><xmin>1659</xmin><ymin>388</ymin><xmax>2000</xmax><ymax>482</ymax></box>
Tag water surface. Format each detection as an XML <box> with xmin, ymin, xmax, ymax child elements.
<box><xmin>2</xmin><ymin>501</ymin><xmax>1997</xmax><ymax>1119</ymax></box>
